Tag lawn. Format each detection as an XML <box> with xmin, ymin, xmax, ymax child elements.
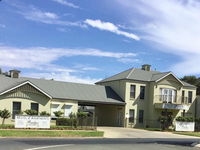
<box><xmin>0</xmin><ymin>130</ymin><xmax>104</xmax><ymax>137</ymax></box>
<box><xmin>174</xmin><ymin>132</ymin><xmax>200</xmax><ymax>137</ymax></box>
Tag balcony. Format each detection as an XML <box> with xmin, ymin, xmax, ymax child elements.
<box><xmin>154</xmin><ymin>95</ymin><xmax>190</xmax><ymax>110</ymax></box>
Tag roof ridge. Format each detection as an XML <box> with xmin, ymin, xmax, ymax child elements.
<box><xmin>152</xmin><ymin>71</ymin><xmax>170</xmax><ymax>75</ymax></box>
<box><xmin>126</xmin><ymin>68</ymin><xmax>135</xmax><ymax>79</ymax></box>
<box><xmin>96</xmin><ymin>67</ymin><xmax>133</xmax><ymax>83</ymax></box>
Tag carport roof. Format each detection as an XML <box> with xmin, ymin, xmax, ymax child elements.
<box><xmin>0</xmin><ymin>75</ymin><xmax>125</xmax><ymax>105</ymax></box>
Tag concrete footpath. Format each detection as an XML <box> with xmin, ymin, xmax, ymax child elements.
<box><xmin>98</xmin><ymin>127</ymin><xmax>200</xmax><ymax>139</ymax></box>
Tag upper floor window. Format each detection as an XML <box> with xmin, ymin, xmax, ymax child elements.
<box><xmin>160</xmin><ymin>88</ymin><xmax>177</xmax><ymax>103</ymax></box>
<box><xmin>188</xmin><ymin>91</ymin><xmax>193</xmax><ymax>103</ymax></box>
<box><xmin>130</xmin><ymin>85</ymin><xmax>136</xmax><ymax>99</ymax></box>
<box><xmin>140</xmin><ymin>86</ymin><xmax>145</xmax><ymax>99</ymax></box>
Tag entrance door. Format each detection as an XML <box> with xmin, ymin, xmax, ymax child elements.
<box><xmin>117</xmin><ymin>108</ymin><xmax>123</xmax><ymax>127</ymax></box>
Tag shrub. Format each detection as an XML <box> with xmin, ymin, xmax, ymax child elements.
<box><xmin>56</xmin><ymin>118</ymin><xmax>72</xmax><ymax>126</ymax></box>
<box><xmin>0</xmin><ymin>109</ymin><xmax>11</xmax><ymax>125</ymax></box>
<box><xmin>53</xmin><ymin>111</ymin><xmax>63</xmax><ymax>118</ymax></box>
<box><xmin>40</xmin><ymin>111</ymin><xmax>50</xmax><ymax>116</ymax></box>
<box><xmin>77</xmin><ymin>112</ymin><xmax>88</xmax><ymax>119</ymax></box>
<box><xmin>24</xmin><ymin>109</ymin><xmax>38</xmax><ymax>116</ymax></box>
<box><xmin>176</xmin><ymin>116</ymin><xmax>194</xmax><ymax>122</ymax></box>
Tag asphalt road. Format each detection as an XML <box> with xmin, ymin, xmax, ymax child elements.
<box><xmin>0</xmin><ymin>138</ymin><xmax>200</xmax><ymax>150</ymax></box>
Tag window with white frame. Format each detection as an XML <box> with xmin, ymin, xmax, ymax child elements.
<box><xmin>160</xmin><ymin>88</ymin><xmax>177</xmax><ymax>103</ymax></box>
<box><xmin>64</xmin><ymin>105</ymin><xmax>73</xmax><ymax>117</ymax></box>
<box><xmin>51</xmin><ymin>104</ymin><xmax>59</xmax><ymax>117</ymax></box>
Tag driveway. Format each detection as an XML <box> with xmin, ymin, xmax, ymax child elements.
<box><xmin>98</xmin><ymin>127</ymin><xmax>200</xmax><ymax>139</ymax></box>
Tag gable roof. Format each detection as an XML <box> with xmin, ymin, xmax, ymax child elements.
<box><xmin>0</xmin><ymin>80</ymin><xmax>52</xmax><ymax>98</ymax></box>
<box><xmin>0</xmin><ymin>75</ymin><xmax>124</xmax><ymax>105</ymax></box>
<box><xmin>96</xmin><ymin>68</ymin><xmax>195</xmax><ymax>88</ymax></box>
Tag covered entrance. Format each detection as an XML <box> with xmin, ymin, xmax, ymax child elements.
<box><xmin>78</xmin><ymin>103</ymin><xmax>125</xmax><ymax>127</ymax></box>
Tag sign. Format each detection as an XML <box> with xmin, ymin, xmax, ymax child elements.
<box><xmin>175</xmin><ymin>121</ymin><xmax>195</xmax><ymax>131</ymax></box>
<box><xmin>15</xmin><ymin>115</ymin><xmax>50</xmax><ymax>128</ymax></box>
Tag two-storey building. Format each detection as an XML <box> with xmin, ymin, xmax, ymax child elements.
<box><xmin>96</xmin><ymin>64</ymin><xmax>197</xmax><ymax>128</ymax></box>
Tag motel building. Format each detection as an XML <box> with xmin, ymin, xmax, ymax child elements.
<box><xmin>0</xmin><ymin>65</ymin><xmax>197</xmax><ymax>128</ymax></box>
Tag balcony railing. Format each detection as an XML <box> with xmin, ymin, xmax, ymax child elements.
<box><xmin>154</xmin><ymin>95</ymin><xmax>189</xmax><ymax>105</ymax></box>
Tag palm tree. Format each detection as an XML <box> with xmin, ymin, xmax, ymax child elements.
<box><xmin>0</xmin><ymin>109</ymin><xmax>11</xmax><ymax>125</ymax></box>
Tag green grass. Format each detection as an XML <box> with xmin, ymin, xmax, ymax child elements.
<box><xmin>174</xmin><ymin>132</ymin><xmax>200</xmax><ymax>137</ymax></box>
<box><xmin>0</xmin><ymin>130</ymin><xmax>104</xmax><ymax>137</ymax></box>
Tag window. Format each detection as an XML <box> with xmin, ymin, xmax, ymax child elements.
<box><xmin>130</xmin><ymin>85</ymin><xmax>136</xmax><ymax>99</ymax></box>
<box><xmin>139</xmin><ymin>110</ymin><xmax>144</xmax><ymax>123</ymax></box>
<box><xmin>182</xmin><ymin>90</ymin><xmax>185</xmax><ymax>103</ymax></box>
<box><xmin>31</xmin><ymin>103</ymin><xmax>39</xmax><ymax>114</ymax></box>
<box><xmin>51</xmin><ymin>104</ymin><xmax>59</xmax><ymax>117</ymax></box>
<box><xmin>64</xmin><ymin>105</ymin><xmax>73</xmax><ymax>117</ymax></box>
<box><xmin>188</xmin><ymin>91</ymin><xmax>193</xmax><ymax>103</ymax></box>
<box><xmin>160</xmin><ymin>88</ymin><xmax>177</xmax><ymax>103</ymax></box>
<box><xmin>140</xmin><ymin>86</ymin><xmax>145</xmax><ymax>99</ymax></box>
<box><xmin>129</xmin><ymin>109</ymin><xmax>135</xmax><ymax>123</ymax></box>
<box><xmin>12</xmin><ymin>102</ymin><xmax>21</xmax><ymax>119</ymax></box>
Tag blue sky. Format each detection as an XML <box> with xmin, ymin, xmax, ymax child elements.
<box><xmin>0</xmin><ymin>0</ymin><xmax>199</xmax><ymax>84</ymax></box>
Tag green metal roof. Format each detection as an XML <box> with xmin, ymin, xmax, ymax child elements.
<box><xmin>96</xmin><ymin>68</ymin><xmax>195</xmax><ymax>88</ymax></box>
<box><xmin>0</xmin><ymin>75</ymin><xmax>124</xmax><ymax>105</ymax></box>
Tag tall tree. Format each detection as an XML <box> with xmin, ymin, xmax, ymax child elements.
<box><xmin>181</xmin><ymin>76</ymin><xmax>200</xmax><ymax>95</ymax></box>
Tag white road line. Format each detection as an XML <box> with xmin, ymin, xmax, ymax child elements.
<box><xmin>24</xmin><ymin>144</ymin><xmax>74</xmax><ymax>150</ymax></box>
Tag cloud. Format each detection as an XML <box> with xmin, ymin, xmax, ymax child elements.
<box><xmin>116</xmin><ymin>0</ymin><xmax>200</xmax><ymax>76</ymax></box>
<box><xmin>24</xmin><ymin>72</ymin><xmax>100</xmax><ymax>84</ymax></box>
<box><xmin>84</xmin><ymin>19</ymin><xmax>140</xmax><ymax>40</ymax></box>
<box><xmin>0</xmin><ymin>24</ymin><xmax>6</xmax><ymax>28</ymax></box>
<box><xmin>52</xmin><ymin>0</ymin><xmax>79</xmax><ymax>9</ymax></box>
<box><xmin>0</xmin><ymin>45</ymin><xmax>137</xmax><ymax>68</ymax></box>
<box><xmin>11</xmin><ymin>4</ymin><xmax>84</xmax><ymax>27</ymax></box>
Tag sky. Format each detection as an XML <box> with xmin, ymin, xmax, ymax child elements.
<box><xmin>0</xmin><ymin>0</ymin><xmax>200</xmax><ymax>84</ymax></box>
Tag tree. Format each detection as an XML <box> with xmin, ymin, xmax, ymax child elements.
<box><xmin>181</xmin><ymin>76</ymin><xmax>200</xmax><ymax>95</ymax></box>
<box><xmin>0</xmin><ymin>109</ymin><xmax>11</xmax><ymax>125</ymax></box>
<box><xmin>53</xmin><ymin>111</ymin><xmax>63</xmax><ymax>118</ymax></box>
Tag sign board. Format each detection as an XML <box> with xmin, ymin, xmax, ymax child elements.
<box><xmin>175</xmin><ymin>121</ymin><xmax>195</xmax><ymax>131</ymax></box>
<box><xmin>15</xmin><ymin>115</ymin><xmax>50</xmax><ymax>129</ymax></box>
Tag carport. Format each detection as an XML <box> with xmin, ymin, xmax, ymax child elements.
<box><xmin>78</xmin><ymin>102</ymin><xmax>125</xmax><ymax>127</ymax></box>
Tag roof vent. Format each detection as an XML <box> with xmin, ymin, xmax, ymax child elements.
<box><xmin>142</xmin><ymin>64</ymin><xmax>151</xmax><ymax>71</ymax></box>
<box><xmin>9</xmin><ymin>70</ymin><xmax>20</xmax><ymax>78</ymax></box>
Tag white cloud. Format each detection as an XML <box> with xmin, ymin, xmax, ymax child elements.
<box><xmin>0</xmin><ymin>24</ymin><xmax>6</xmax><ymax>28</ymax></box>
<box><xmin>84</xmin><ymin>19</ymin><xmax>140</xmax><ymax>40</ymax></box>
<box><xmin>116</xmin><ymin>0</ymin><xmax>200</xmax><ymax>76</ymax></box>
<box><xmin>13</xmin><ymin>5</ymin><xmax>84</xmax><ymax>27</ymax></box>
<box><xmin>0</xmin><ymin>46</ymin><xmax>136</xmax><ymax>69</ymax></box>
<box><xmin>52</xmin><ymin>0</ymin><xmax>79</xmax><ymax>9</ymax></box>
<box><xmin>24</xmin><ymin>72</ymin><xmax>100</xmax><ymax>84</ymax></box>
<box><xmin>0</xmin><ymin>45</ymin><xmax>137</xmax><ymax>83</ymax></box>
